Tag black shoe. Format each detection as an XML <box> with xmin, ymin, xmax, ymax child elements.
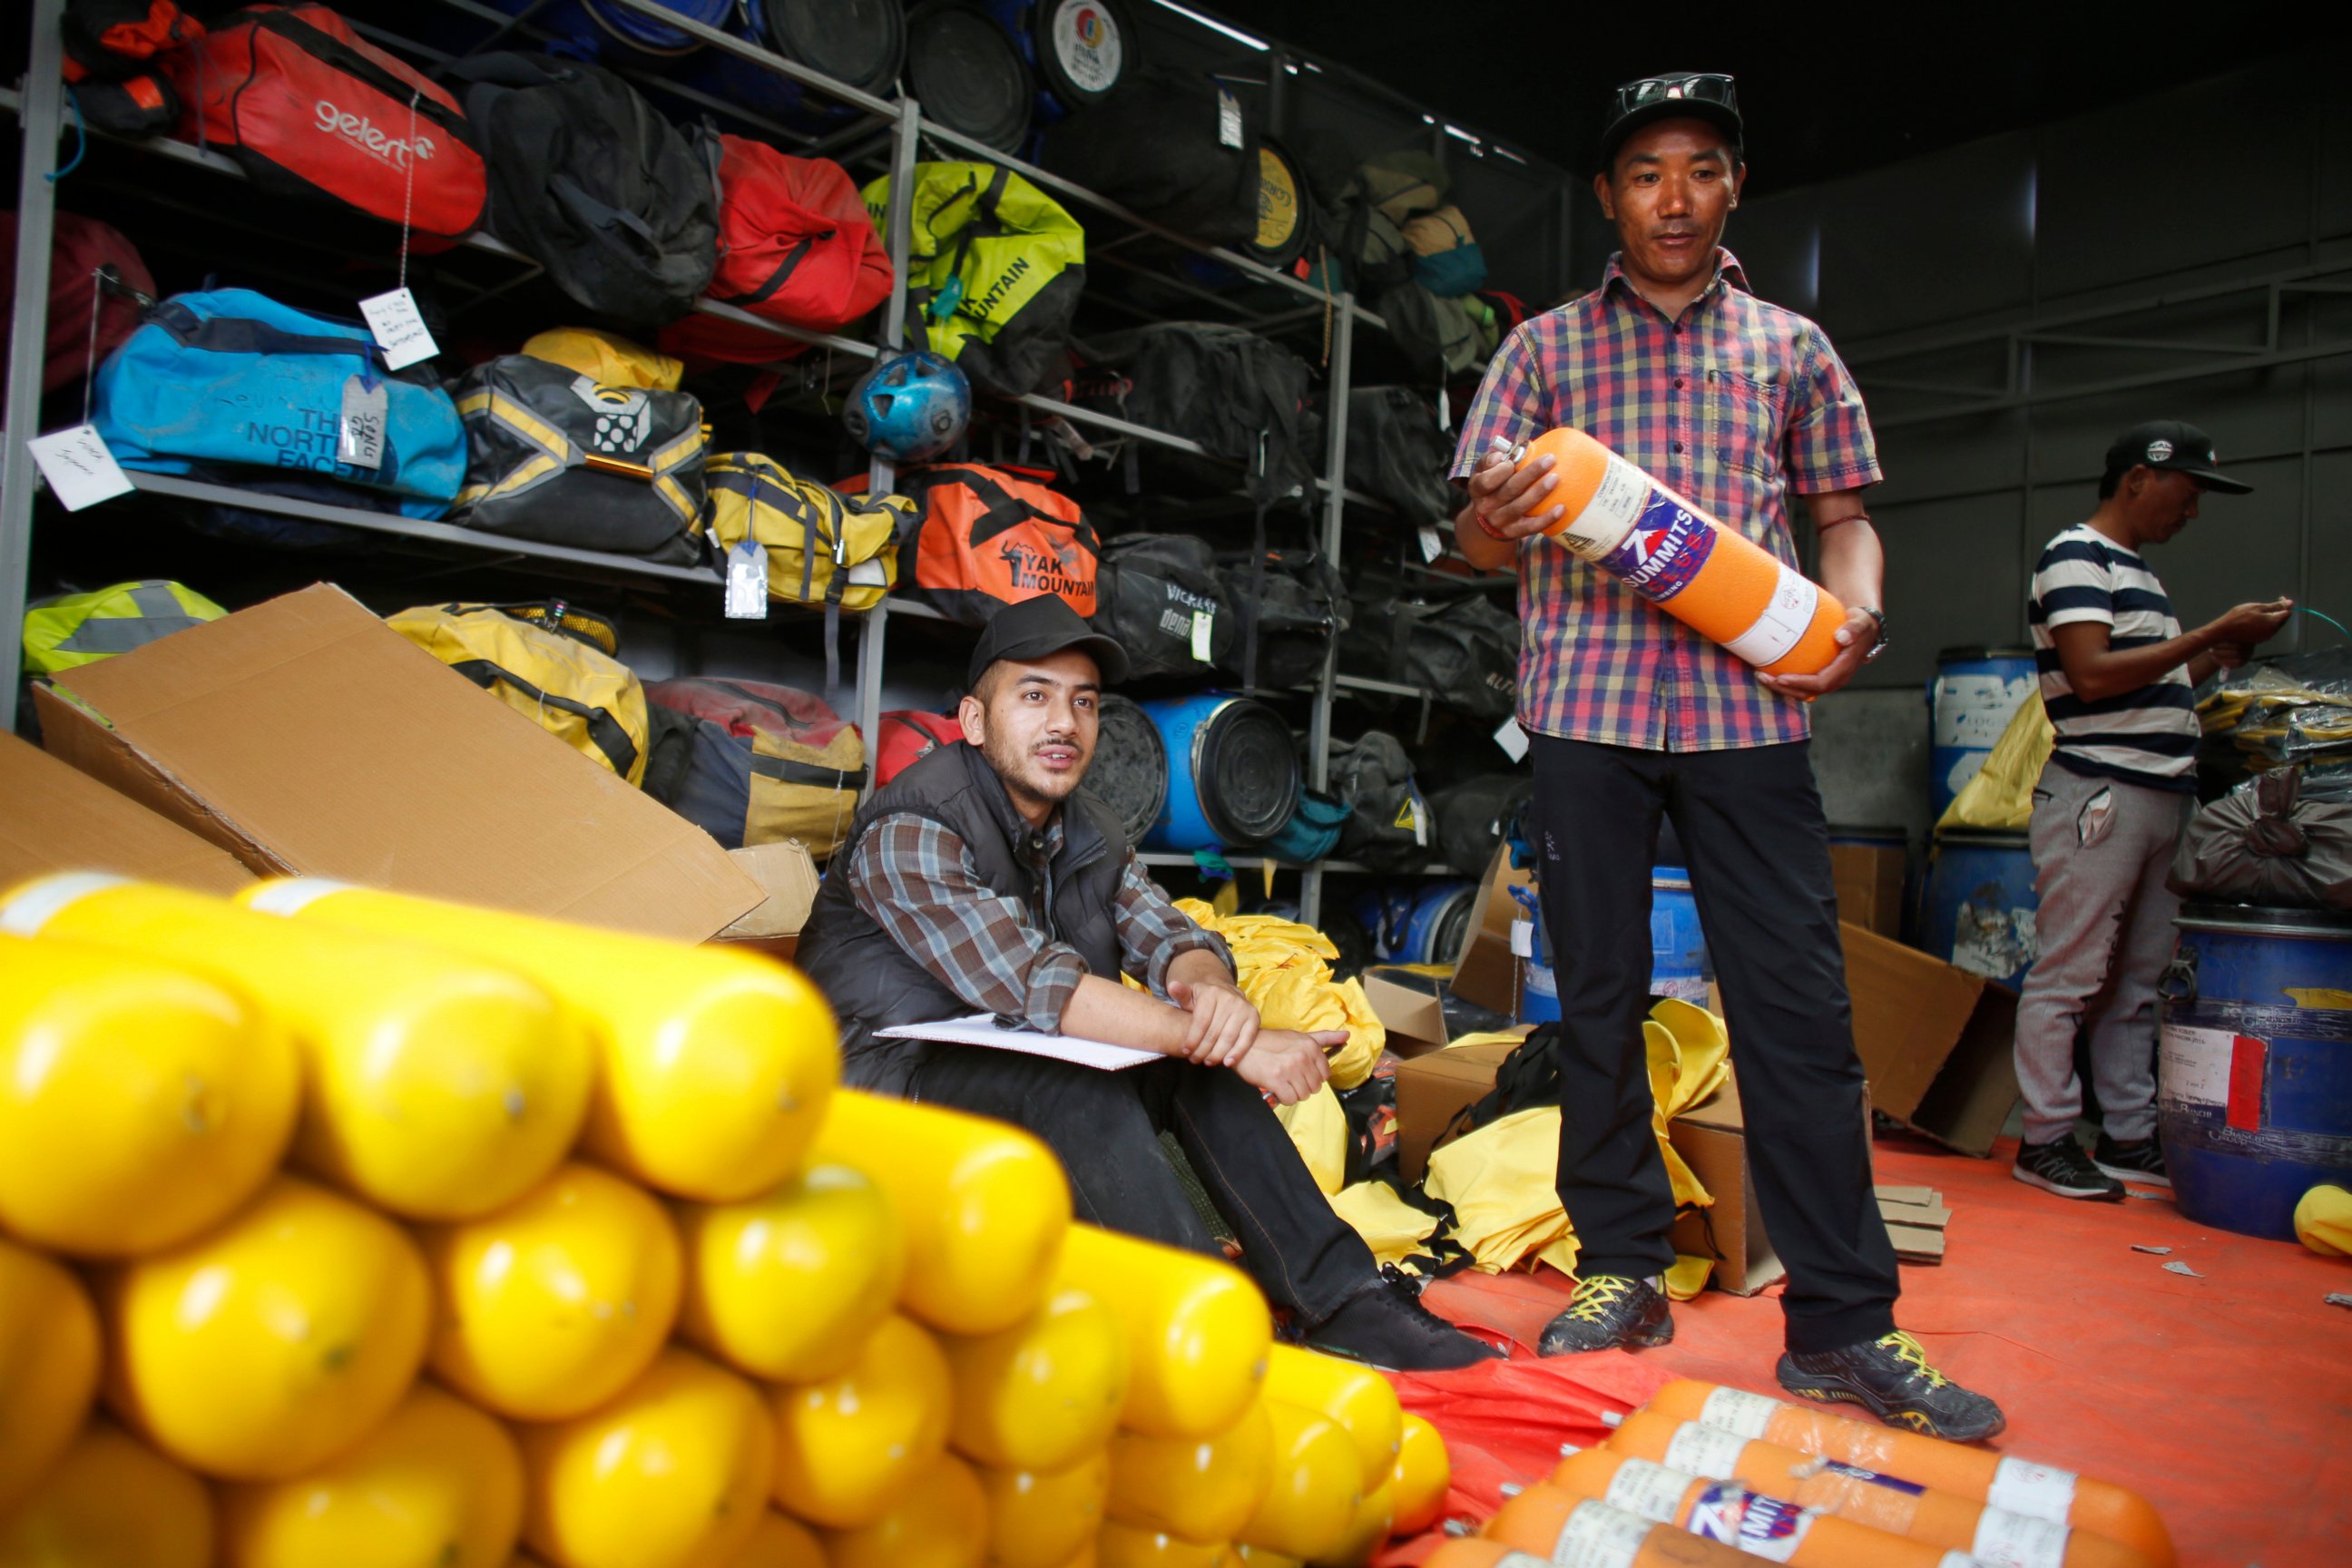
<box><xmin>1536</xmin><ymin>1274</ymin><xmax>1673</xmax><ymax>1356</ymax></box>
<box><xmin>2092</xmin><ymin>1133</ymin><xmax>2171</xmax><ymax>1189</ymax></box>
<box><xmin>1305</xmin><ymin>1269</ymin><xmax>1501</xmax><ymax>1372</ymax></box>
<box><xmin>2013</xmin><ymin>1136</ymin><xmax>2124</xmax><ymax>1201</ymax></box>
<box><xmin>1777</xmin><ymin>1330</ymin><xmax>2006</xmax><ymax>1442</ymax></box>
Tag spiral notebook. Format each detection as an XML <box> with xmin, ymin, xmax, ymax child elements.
<box><xmin>876</xmin><ymin>1014</ymin><xmax>1161</xmax><ymax>1071</ymax></box>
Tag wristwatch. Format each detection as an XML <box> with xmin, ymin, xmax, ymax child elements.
<box><xmin>1854</xmin><ymin>605</ymin><xmax>1889</xmax><ymax>662</ymax></box>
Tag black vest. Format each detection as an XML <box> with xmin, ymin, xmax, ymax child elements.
<box><xmin>798</xmin><ymin>740</ymin><xmax>1126</xmax><ymax>1094</ymax></box>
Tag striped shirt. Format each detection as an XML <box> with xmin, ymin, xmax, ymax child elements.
<box><xmin>2028</xmin><ymin>524</ymin><xmax>2199</xmax><ymax>791</ymax></box>
<box><xmin>1450</xmin><ymin>249</ymin><xmax>1881</xmax><ymax>751</ymax></box>
<box><xmin>842</xmin><ymin>810</ymin><xmax>1232</xmax><ymax>1033</ymax></box>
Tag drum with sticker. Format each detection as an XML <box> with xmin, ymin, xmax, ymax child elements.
<box><xmin>1923</xmin><ymin>828</ymin><xmax>2038</xmax><ymax>988</ymax></box>
<box><xmin>1139</xmin><ymin>693</ymin><xmax>1298</xmax><ymax>851</ymax></box>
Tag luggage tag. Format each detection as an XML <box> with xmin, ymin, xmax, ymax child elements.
<box><xmin>358</xmin><ymin>287</ymin><xmax>438</xmax><ymax>371</ymax></box>
<box><xmin>726</xmin><ymin>538</ymin><xmax>770</xmax><ymax>620</ymax></box>
<box><xmin>1492</xmin><ymin>715</ymin><xmax>1529</xmax><ymax>761</ymax></box>
<box><xmin>25</xmin><ymin>426</ymin><xmax>134</xmax><ymax>511</ymax></box>
<box><xmin>1216</xmin><ymin>87</ymin><xmax>1244</xmax><ymax>150</ymax></box>
<box><xmin>1191</xmin><ymin>610</ymin><xmax>1215</xmax><ymax>662</ymax></box>
<box><xmin>1417</xmin><ymin>526</ymin><xmax>1444</xmax><ymax>563</ymax></box>
<box><xmin>338</xmin><ymin>374</ymin><xmax>388</xmax><ymax>471</ymax></box>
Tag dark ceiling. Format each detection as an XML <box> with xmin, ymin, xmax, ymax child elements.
<box><xmin>1207</xmin><ymin>0</ymin><xmax>2304</xmax><ymax>191</ymax></box>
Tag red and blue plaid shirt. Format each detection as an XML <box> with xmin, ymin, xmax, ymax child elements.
<box><xmin>1451</xmin><ymin>249</ymin><xmax>1882</xmax><ymax>751</ymax></box>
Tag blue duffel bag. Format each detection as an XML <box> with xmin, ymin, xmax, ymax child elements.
<box><xmin>93</xmin><ymin>288</ymin><xmax>466</xmax><ymax>518</ymax></box>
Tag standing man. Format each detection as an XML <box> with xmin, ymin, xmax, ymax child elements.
<box><xmin>796</xmin><ymin>596</ymin><xmax>1496</xmax><ymax>1371</ymax></box>
<box><xmin>2012</xmin><ymin>422</ymin><xmax>2289</xmax><ymax>1200</ymax></box>
<box><xmin>1452</xmin><ymin>73</ymin><xmax>2004</xmax><ymax>1439</ymax></box>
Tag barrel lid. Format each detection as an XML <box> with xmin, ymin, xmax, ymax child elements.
<box><xmin>1247</xmin><ymin>139</ymin><xmax>1309</xmax><ymax>269</ymax></box>
<box><xmin>1192</xmin><ymin>698</ymin><xmax>1300</xmax><ymax>845</ymax></box>
<box><xmin>1033</xmin><ymin>0</ymin><xmax>1132</xmax><ymax>108</ymax></box>
<box><xmin>907</xmin><ymin>3</ymin><xmax>1034</xmax><ymax>152</ymax></box>
<box><xmin>1087</xmin><ymin>692</ymin><xmax>1167</xmax><ymax>847</ymax></box>
<box><xmin>1936</xmin><ymin>645</ymin><xmax>2037</xmax><ymax>663</ymax></box>
<box><xmin>583</xmin><ymin>0</ymin><xmax>735</xmax><ymax>54</ymax></box>
<box><xmin>762</xmin><ymin>0</ymin><xmax>907</xmax><ymax>95</ymax></box>
<box><xmin>1935</xmin><ymin>828</ymin><xmax>2031</xmax><ymax>848</ymax></box>
<box><xmin>2176</xmin><ymin>901</ymin><xmax>2352</xmax><ymax>938</ymax></box>
<box><xmin>1828</xmin><ymin>825</ymin><xmax>1909</xmax><ymax>844</ymax></box>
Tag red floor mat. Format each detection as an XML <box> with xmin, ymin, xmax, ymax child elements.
<box><xmin>1393</xmin><ymin>1130</ymin><xmax>2352</xmax><ymax>1568</ymax></box>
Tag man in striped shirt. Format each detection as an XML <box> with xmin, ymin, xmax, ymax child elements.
<box><xmin>2014</xmin><ymin>420</ymin><xmax>2290</xmax><ymax>1201</ymax></box>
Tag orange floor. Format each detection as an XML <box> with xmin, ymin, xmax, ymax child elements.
<box><xmin>1408</xmin><ymin>1129</ymin><xmax>2352</xmax><ymax>1568</ymax></box>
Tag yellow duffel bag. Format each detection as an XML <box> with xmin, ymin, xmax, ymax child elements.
<box><xmin>387</xmin><ymin>601</ymin><xmax>651</xmax><ymax>786</ymax></box>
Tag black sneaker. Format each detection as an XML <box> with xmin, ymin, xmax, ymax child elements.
<box><xmin>1777</xmin><ymin>1330</ymin><xmax>2006</xmax><ymax>1442</ymax></box>
<box><xmin>1306</xmin><ymin>1269</ymin><xmax>1501</xmax><ymax>1371</ymax></box>
<box><xmin>2013</xmin><ymin>1136</ymin><xmax>2124</xmax><ymax>1201</ymax></box>
<box><xmin>1536</xmin><ymin>1274</ymin><xmax>1673</xmax><ymax>1356</ymax></box>
<box><xmin>2092</xmin><ymin>1133</ymin><xmax>2171</xmax><ymax>1189</ymax></box>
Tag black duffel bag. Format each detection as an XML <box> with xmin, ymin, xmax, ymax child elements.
<box><xmin>1344</xmin><ymin>588</ymin><xmax>1518</xmax><ymax>720</ymax></box>
<box><xmin>1092</xmin><ymin>534</ymin><xmax>1236</xmax><ymax>680</ymax></box>
<box><xmin>1345</xmin><ymin>386</ymin><xmax>1457</xmax><ymax>525</ymax></box>
<box><xmin>1219</xmin><ymin>550</ymin><xmax>1349</xmax><ymax>691</ymax></box>
<box><xmin>1071</xmin><ymin>323</ymin><xmax>1319</xmax><ymax>508</ymax></box>
<box><xmin>1429</xmin><ymin>772</ymin><xmax>1535</xmax><ymax>877</ymax></box>
<box><xmin>1330</xmin><ymin>730</ymin><xmax>1433</xmax><ymax>873</ymax></box>
<box><xmin>1039</xmin><ymin>67</ymin><xmax>1257</xmax><ymax>247</ymax></box>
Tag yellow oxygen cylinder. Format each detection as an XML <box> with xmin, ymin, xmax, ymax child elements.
<box><xmin>1055</xmin><ymin>1222</ymin><xmax>1271</xmax><ymax>1439</ymax></box>
<box><xmin>0</xmin><ymin>1419</ymin><xmax>217</xmax><ymax>1568</ymax></box>
<box><xmin>0</xmin><ymin>934</ymin><xmax>298</xmax><ymax>1259</ymax></box>
<box><xmin>1236</xmin><ymin>1403</ymin><xmax>1362</xmax><ymax>1561</ymax></box>
<box><xmin>215</xmin><ymin>1382</ymin><xmax>524</xmax><ymax>1568</ymax></box>
<box><xmin>809</xmin><ymin>1090</ymin><xmax>1072</xmax><ymax>1336</ymax></box>
<box><xmin>1095</xmin><ymin>1524</ymin><xmax>1234</xmax><ymax>1567</ymax></box>
<box><xmin>944</xmin><ymin>1284</ymin><xmax>1131</xmax><ymax>1473</ymax></box>
<box><xmin>1514</xmin><ymin>427</ymin><xmax>1850</xmax><ymax>680</ymax></box>
<box><xmin>818</xmin><ymin>1450</ymin><xmax>989</xmax><ymax>1568</ymax></box>
<box><xmin>1106</xmin><ymin>1399</ymin><xmax>1275</xmax><ymax>1544</ymax></box>
<box><xmin>95</xmin><ymin>1172</ymin><xmax>430</xmax><ymax>1482</ymax></box>
<box><xmin>1262</xmin><ymin>1345</ymin><xmax>1403</xmax><ymax>1493</ymax></box>
<box><xmin>517</xmin><ymin>1347</ymin><xmax>774</xmax><ymax>1568</ymax></box>
<box><xmin>0</xmin><ymin>1237</ymin><xmax>101</xmax><ymax>1516</ymax></box>
<box><xmin>234</xmin><ymin>877</ymin><xmax>839</xmax><ymax>1203</ymax></box>
<box><xmin>416</xmin><ymin>1161</ymin><xmax>684</xmax><ymax>1422</ymax></box>
<box><xmin>1307</xmin><ymin>1481</ymin><xmax>1394</xmax><ymax>1568</ymax></box>
<box><xmin>676</xmin><ymin>1162</ymin><xmax>907</xmax><ymax>1384</ymax></box>
<box><xmin>979</xmin><ymin>1451</ymin><xmax>1112</xmax><ymax>1568</ymax></box>
<box><xmin>718</xmin><ymin>1512</ymin><xmax>830</xmax><ymax>1567</ymax></box>
<box><xmin>2</xmin><ymin>874</ymin><xmax>588</xmax><ymax>1221</ymax></box>
<box><xmin>768</xmin><ymin>1311</ymin><xmax>954</xmax><ymax>1529</ymax></box>
<box><xmin>1389</xmin><ymin>1415</ymin><xmax>1450</xmax><ymax>1537</ymax></box>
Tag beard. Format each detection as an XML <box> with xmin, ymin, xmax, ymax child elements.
<box><xmin>981</xmin><ymin>725</ymin><xmax>1086</xmax><ymax>809</ymax></box>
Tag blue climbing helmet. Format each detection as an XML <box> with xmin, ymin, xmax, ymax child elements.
<box><xmin>841</xmin><ymin>349</ymin><xmax>971</xmax><ymax>461</ymax></box>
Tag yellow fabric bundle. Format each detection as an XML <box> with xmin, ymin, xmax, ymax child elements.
<box><xmin>1328</xmin><ymin>1181</ymin><xmax>1440</xmax><ymax>1270</ymax></box>
<box><xmin>1272</xmin><ymin>1085</ymin><xmax>1348</xmax><ymax>1196</ymax></box>
<box><xmin>1936</xmin><ymin>691</ymin><xmax>2053</xmax><ymax>832</ymax></box>
<box><xmin>1171</xmin><ymin>900</ymin><xmax>1385</xmax><ymax>1090</ymax></box>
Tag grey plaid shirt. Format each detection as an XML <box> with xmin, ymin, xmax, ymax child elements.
<box><xmin>842</xmin><ymin>810</ymin><xmax>1233</xmax><ymax>1034</ymax></box>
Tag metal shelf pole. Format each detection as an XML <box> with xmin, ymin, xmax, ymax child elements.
<box><xmin>1298</xmin><ymin>291</ymin><xmax>1357</xmax><ymax>928</ymax></box>
<box><xmin>2</xmin><ymin>0</ymin><xmax>68</xmax><ymax>732</ymax></box>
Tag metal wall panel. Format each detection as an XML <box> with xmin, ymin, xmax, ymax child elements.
<box><xmin>1818</xmin><ymin>133</ymin><xmax>2036</xmax><ymax>339</ymax></box>
<box><xmin>1867</xmin><ymin>494</ymin><xmax>2029</xmax><ymax>685</ymax></box>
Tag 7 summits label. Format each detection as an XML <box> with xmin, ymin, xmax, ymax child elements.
<box><xmin>1599</xmin><ymin>490</ymin><xmax>1715</xmax><ymax>604</ymax></box>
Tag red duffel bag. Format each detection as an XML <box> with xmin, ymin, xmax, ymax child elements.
<box><xmin>162</xmin><ymin>3</ymin><xmax>485</xmax><ymax>239</ymax></box>
<box><xmin>875</xmin><ymin>710</ymin><xmax>965</xmax><ymax>786</ymax></box>
<box><xmin>659</xmin><ymin>136</ymin><xmax>893</xmax><ymax>365</ymax></box>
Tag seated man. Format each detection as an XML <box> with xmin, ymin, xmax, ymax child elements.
<box><xmin>798</xmin><ymin>596</ymin><xmax>1492</xmax><ymax>1370</ymax></box>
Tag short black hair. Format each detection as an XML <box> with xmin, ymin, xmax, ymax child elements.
<box><xmin>2098</xmin><ymin>468</ymin><xmax>2123</xmax><ymax>500</ymax></box>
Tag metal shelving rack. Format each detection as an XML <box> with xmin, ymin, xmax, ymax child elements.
<box><xmin>3</xmin><ymin>0</ymin><xmax>1549</xmax><ymax>924</ymax></box>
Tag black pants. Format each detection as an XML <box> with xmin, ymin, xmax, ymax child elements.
<box><xmin>1532</xmin><ymin>734</ymin><xmax>1898</xmax><ymax>1355</ymax></box>
<box><xmin>910</xmin><ymin>1046</ymin><xmax>1373</xmax><ymax>1324</ymax></box>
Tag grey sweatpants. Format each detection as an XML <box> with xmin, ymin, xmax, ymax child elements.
<box><xmin>2014</xmin><ymin>760</ymin><xmax>2196</xmax><ymax>1145</ymax></box>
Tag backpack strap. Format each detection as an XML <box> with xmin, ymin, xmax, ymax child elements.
<box><xmin>1434</xmin><ymin>1024</ymin><xmax>1563</xmax><ymax>1152</ymax></box>
<box><xmin>444</xmin><ymin>656</ymin><xmax>639</xmax><ymax>779</ymax></box>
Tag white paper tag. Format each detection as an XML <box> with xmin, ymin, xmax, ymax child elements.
<box><xmin>1216</xmin><ymin>87</ymin><xmax>1244</xmax><ymax>149</ymax></box>
<box><xmin>1510</xmin><ymin>918</ymin><xmax>1534</xmax><ymax>958</ymax></box>
<box><xmin>1984</xmin><ymin>1457</ymin><xmax>2079</xmax><ymax>1523</ymax></box>
<box><xmin>846</xmin><ymin>556</ymin><xmax>889</xmax><ymax>586</ymax></box>
<box><xmin>1436</xmin><ymin>387</ymin><xmax>1451</xmax><ymax>432</ymax></box>
<box><xmin>726</xmin><ymin>539</ymin><xmax>769</xmax><ymax>619</ymax></box>
<box><xmin>1415</xmin><ymin>525</ymin><xmax>1445</xmax><ymax>563</ymax></box>
<box><xmin>1191</xmin><ymin>609</ymin><xmax>1215</xmax><ymax>662</ymax></box>
<box><xmin>1547</xmin><ymin>1500</ymin><xmax>1653</xmax><ymax>1568</ymax></box>
<box><xmin>358</xmin><ymin>287</ymin><xmax>438</xmax><ymax>371</ymax></box>
<box><xmin>2157</xmin><ymin>1022</ymin><xmax>2236</xmax><ymax>1110</ymax></box>
<box><xmin>1662</xmin><ymin>1421</ymin><xmax>1749</xmax><ymax>1479</ymax></box>
<box><xmin>1602</xmin><ymin>1456</ymin><xmax>1690</xmax><ymax>1523</ymax></box>
<box><xmin>338</xmin><ymin>375</ymin><xmax>388</xmax><ymax>471</ymax></box>
<box><xmin>1697</xmin><ymin>1386</ymin><xmax>1780</xmax><ymax>1441</ymax></box>
<box><xmin>1968</xmin><ymin>1507</ymin><xmax>2072</xmax><ymax>1568</ymax></box>
<box><xmin>25</xmin><ymin>425</ymin><xmax>134</xmax><ymax>511</ymax></box>
<box><xmin>1493</xmin><ymin>715</ymin><xmax>1529</xmax><ymax>762</ymax></box>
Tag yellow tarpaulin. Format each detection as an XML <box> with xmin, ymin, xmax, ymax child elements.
<box><xmin>1936</xmin><ymin>691</ymin><xmax>2053</xmax><ymax>832</ymax></box>
<box><xmin>1172</xmin><ymin>900</ymin><xmax>1386</xmax><ymax>1090</ymax></box>
<box><xmin>1328</xmin><ymin>1181</ymin><xmax>1440</xmax><ymax>1270</ymax></box>
<box><xmin>1273</xmin><ymin>1083</ymin><xmax>1348</xmax><ymax>1197</ymax></box>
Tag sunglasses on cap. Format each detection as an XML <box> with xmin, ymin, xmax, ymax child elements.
<box><xmin>1609</xmin><ymin>72</ymin><xmax>1740</xmax><ymax>122</ymax></box>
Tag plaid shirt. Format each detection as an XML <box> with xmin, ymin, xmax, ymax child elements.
<box><xmin>1450</xmin><ymin>249</ymin><xmax>1882</xmax><ymax>751</ymax></box>
<box><xmin>844</xmin><ymin>810</ymin><xmax>1232</xmax><ymax>1034</ymax></box>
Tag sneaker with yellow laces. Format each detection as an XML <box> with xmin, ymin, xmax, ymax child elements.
<box><xmin>1775</xmin><ymin>1330</ymin><xmax>2006</xmax><ymax>1442</ymax></box>
<box><xmin>1536</xmin><ymin>1273</ymin><xmax>1674</xmax><ymax>1356</ymax></box>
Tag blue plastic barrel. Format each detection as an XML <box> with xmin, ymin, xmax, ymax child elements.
<box><xmin>1355</xmin><ymin>881</ymin><xmax>1477</xmax><ymax>966</ymax></box>
<box><xmin>1651</xmin><ymin>867</ymin><xmax>1710</xmax><ymax>1003</ymax></box>
<box><xmin>1923</xmin><ymin>828</ymin><xmax>2038</xmax><ymax>987</ymax></box>
<box><xmin>2159</xmin><ymin>905</ymin><xmax>2352</xmax><ymax>1240</ymax></box>
<box><xmin>982</xmin><ymin>0</ymin><xmax>1133</xmax><ymax>127</ymax></box>
<box><xmin>662</xmin><ymin>0</ymin><xmax>906</xmax><ymax>132</ymax></box>
<box><xmin>1930</xmin><ymin>646</ymin><xmax>2038</xmax><ymax>823</ymax></box>
<box><xmin>476</xmin><ymin>0</ymin><xmax>736</xmax><ymax>58</ymax></box>
<box><xmin>1521</xmin><ymin>957</ymin><xmax>1562</xmax><ymax>1024</ymax></box>
<box><xmin>1140</xmin><ymin>693</ymin><xmax>1298</xmax><ymax>852</ymax></box>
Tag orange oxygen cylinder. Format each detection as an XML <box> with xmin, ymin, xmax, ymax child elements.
<box><xmin>1606</xmin><ymin>1411</ymin><xmax>2151</xmax><ymax>1568</ymax></box>
<box><xmin>1514</xmin><ymin>427</ymin><xmax>1848</xmax><ymax>679</ymax></box>
<box><xmin>1518</xmin><ymin>1455</ymin><xmax>1970</xmax><ymax>1567</ymax></box>
<box><xmin>1470</xmin><ymin>1495</ymin><xmax>1751</xmax><ymax>1566</ymax></box>
<box><xmin>1642</xmin><ymin>1380</ymin><xmax>2173</xmax><ymax>1568</ymax></box>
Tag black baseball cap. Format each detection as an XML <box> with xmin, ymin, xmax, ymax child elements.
<box><xmin>967</xmin><ymin>595</ymin><xmax>1129</xmax><ymax>687</ymax></box>
<box><xmin>2102</xmin><ymin>420</ymin><xmax>2253</xmax><ymax>495</ymax></box>
<box><xmin>1598</xmin><ymin>72</ymin><xmax>1744</xmax><ymax>171</ymax></box>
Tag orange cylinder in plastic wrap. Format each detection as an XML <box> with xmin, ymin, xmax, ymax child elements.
<box><xmin>1510</xmin><ymin>1458</ymin><xmax>1968</xmax><ymax>1568</ymax></box>
<box><xmin>1514</xmin><ymin>427</ymin><xmax>1848</xmax><ymax>679</ymax></box>
<box><xmin>1472</xmin><ymin>1495</ymin><xmax>1752</xmax><ymax>1565</ymax></box>
<box><xmin>1606</xmin><ymin>1410</ymin><xmax>2153</xmax><ymax>1568</ymax></box>
<box><xmin>1641</xmin><ymin>1380</ymin><xmax>2172</xmax><ymax>1568</ymax></box>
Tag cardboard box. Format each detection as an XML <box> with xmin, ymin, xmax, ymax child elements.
<box><xmin>1841</xmin><ymin>920</ymin><xmax>2021</xmax><ymax>1157</ymax></box>
<box><xmin>1830</xmin><ymin>843</ymin><xmax>1908</xmax><ymax>938</ymax></box>
<box><xmin>1394</xmin><ymin>1034</ymin><xmax>1528</xmax><ymax>1181</ymax></box>
<box><xmin>1362</xmin><ymin>968</ymin><xmax>1458</xmax><ymax>1058</ymax></box>
<box><xmin>718</xmin><ymin>842</ymin><xmax>819</xmax><ymax>940</ymax></box>
<box><xmin>1666</xmin><ymin>1074</ymin><xmax>1783</xmax><ymax>1296</ymax></box>
<box><xmin>0</xmin><ymin>732</ymin><xmax>253</xmax><ymax>896</ymax></box>
<box><xmin>35</xmin><ymin>584</ymin><xmax>762</xmax><ymax>944</ymax></box>
<box><xmin>1449</xmin><ymin>844</ymin><xmax>1535</xmax><ymax>1015</ymax></box>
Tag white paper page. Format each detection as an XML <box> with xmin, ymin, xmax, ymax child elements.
<box><xmin>877</xmin><ymin>1013</ymin><xmax>1161</xmax><ymax>1071</ymax></box>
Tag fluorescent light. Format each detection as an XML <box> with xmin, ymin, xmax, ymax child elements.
<box><xmin>1442</xmin><ymin>123</ymin><xmax>1478</xmax><ymax>143</ymax></box>
<box><xmin>1494</xmin><ymin>145</ymin><xmax>1528</xmax><ymax>165</ymax></box>
<box><xmin>1148</xmin><ymin>0</ymin><xmax>1269</xmax><ymax>50</ymax></box>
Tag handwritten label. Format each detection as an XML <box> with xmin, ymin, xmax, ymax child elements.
<box><xmin>25</xmin><ymin>425</ymin><xmax>134</xmax><ymax>511</ymax></box>
<box><xmin>1493</xmin><ymin>714</ymin><xmax>1529</xmax><ymax>761</ymax></box>
<box><xmin>1191</xmin><ymin>609</ymin><xmax>1215</xmax><ymax>662</ymax></box>
<box><xmin>726</xmin><ymin>539</ymin><xmax>769</xmax><ymax>619</ymax></box>
<box><xmin>1216</xmin><ymin>87</ymin><xmax>1243</xmax><ymax>149</ymax></box>
<box><xmin>338</xmin><ymin>376</ymin><xmax>387</xmax><ymax>470</ymax></box>
<box><xmin>358</xmin><ymin>287</ymin><xmax>438</xmax><ymax>370</ymax></box>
